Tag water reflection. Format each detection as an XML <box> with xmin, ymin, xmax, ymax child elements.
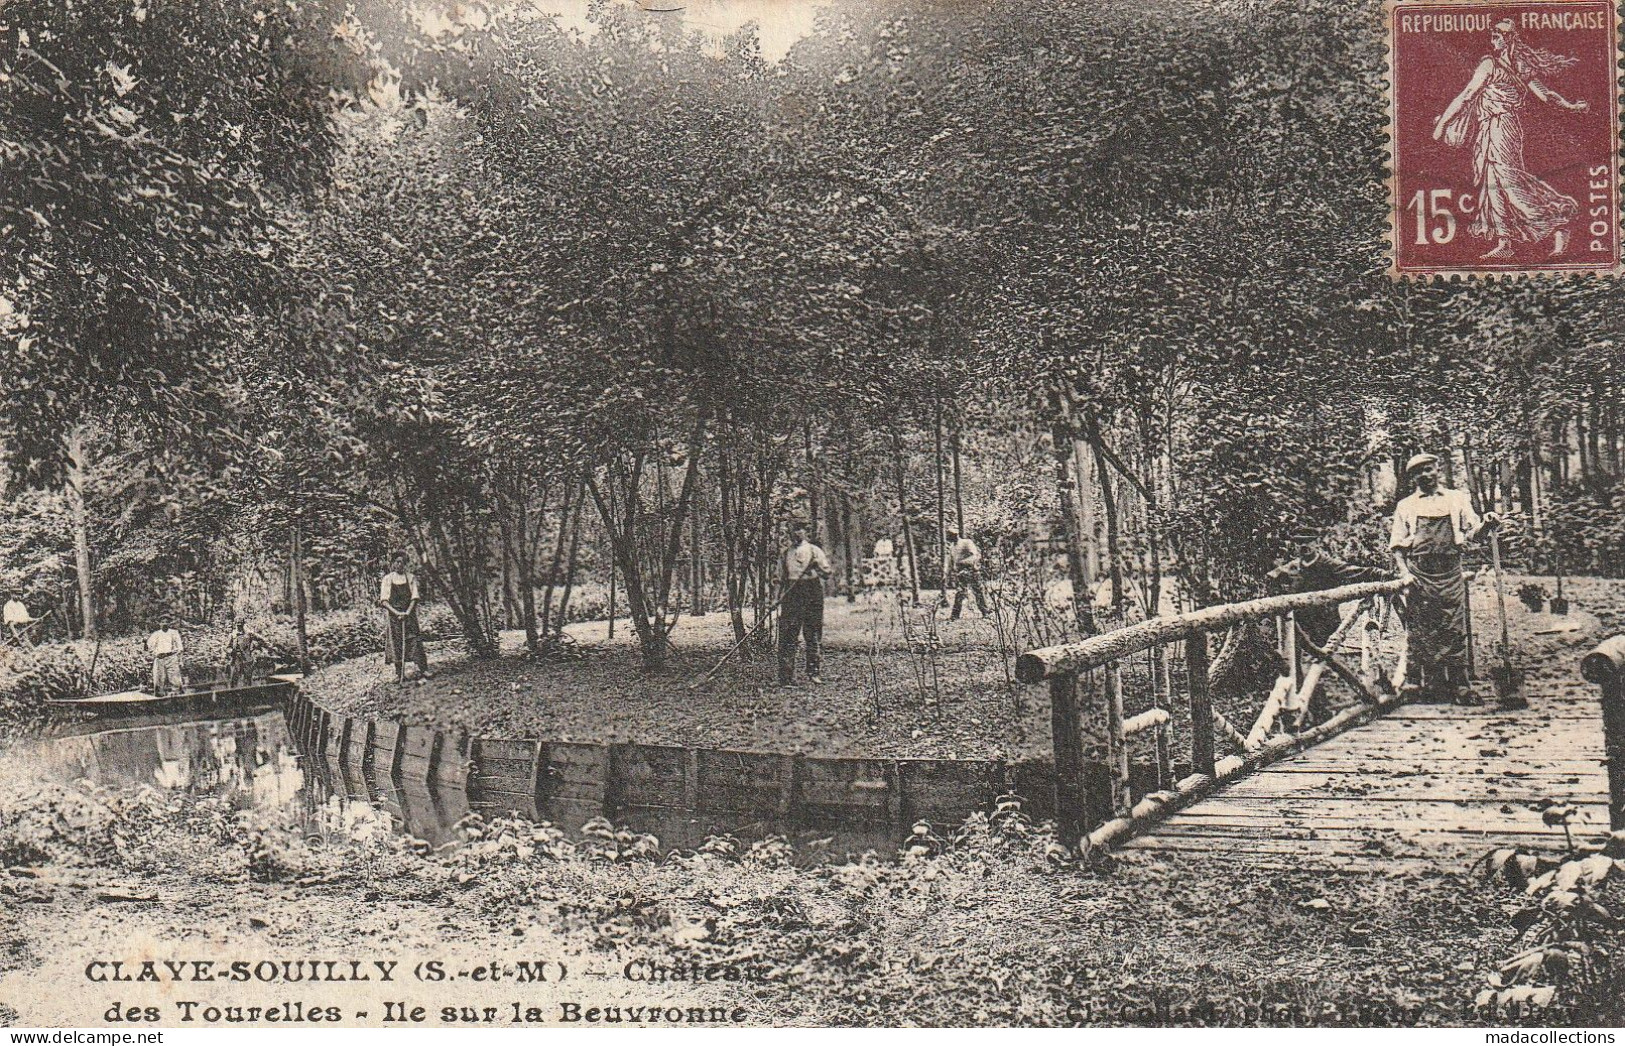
<box><xmin>5</xmin><ymin>706</ymin><xmax>906</xmax><ymax>862</ymax></box>
<box><xmin>13</xmin><ymin>710</ymin><xmax>304</xmax><ymax>819</ymax></box>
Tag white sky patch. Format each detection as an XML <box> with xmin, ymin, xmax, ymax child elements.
<box><xmin>527</xmin><ymin>0</ymin><xmax>828</xmax><ymax>61</ymax></box>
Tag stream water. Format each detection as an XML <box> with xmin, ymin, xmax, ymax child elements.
<box><xmin>4</xmin><ymin>702</ymin><xmax>904</xmax><ymax>860</ymax></box>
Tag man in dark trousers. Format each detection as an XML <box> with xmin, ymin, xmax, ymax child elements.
<box><xmin>946</xmin><ymin>527</ymin><xmax>988</xmax><ymax>619</ymax></box>
<box><xmin>1267</xmin><ymin>529</ymin><xmax>1392</xmax><ymax>647</ymax></box>
<box><xmin>379</xmin><ymin>551</ymin><xmax>432</xmax><ymax>681</ymax></box>
<box><xmin>1390</xmin><ymin>453</ymin><xmax>1499</xmax><ymax>703</ymax></box>
<box><xmin>779</xmin><ymin>521</ymin><xmax>832</xmax><ymax>686</ymax></box>
<box><xmin>225</xmin><ymin>615</ymin><xmax>270</xmax><ymax>688</ymax></box>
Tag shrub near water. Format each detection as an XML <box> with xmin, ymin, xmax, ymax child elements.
<box><xmin>0</xmin><ymin>604</ymin><xmax>434</xmax><ymax>708</ymax></box>
<box><xmin>0</xmin><ymin>647</ymin><xmax>86</xmax><ymax>735</ymax></box>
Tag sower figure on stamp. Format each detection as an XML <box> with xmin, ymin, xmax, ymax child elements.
<box><xmin>379</xmin><ymin>551</ymin><xmax>431</xmax><ymax>682</ymax></box>
<box><xmin>1390</xmin><ymin>454</ymin><xmax>1499</xmax><ymax>704</ymax></box>
<box><xmin>946</xmin><ymin>527</ymin><xmax>988</xmax><ymax>620</ymax></box>
<box><xmin>778</xmin><ymin>521</ymin><xmax>831</xmax><ymax>687</ymax></box>
<box><xmin>1433</xmin><ymin>18</ymin><xmax>1588</xmax><ymax>260</ymax></box>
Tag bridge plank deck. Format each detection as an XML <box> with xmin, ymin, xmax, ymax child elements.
<box><xmin>1123</xmin><ymin>595</ymin><xmax>1613</xmax><ymax>873</ymax></box>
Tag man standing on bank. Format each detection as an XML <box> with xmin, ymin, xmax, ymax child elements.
<box><xmin>146</xmin><ymin>615</ymin><xmax>185</xmax><ymax>696</ymax></box>
<box><xmin>379</xmin><ymin>551</ymin><xmax>432</xmax><ymax>682</ymax></box>
<box><xmin>1390</xmin><ymin>453</ymin><xmax>1499</xmax><ymax>703</ymax></box>
<box><xmin>779</xmin><ymin>521</ymin><xmax>832</xmax><ymax>687</ymax></box>
<box><xmin>946</xmin><ymin>527</ymin><xmax>988</xmax><ymax>620</ymax></box>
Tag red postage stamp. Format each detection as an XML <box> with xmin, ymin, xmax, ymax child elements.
<box><xmin>1387</xmin><ymin>0</ymin><xmax>1622</xmax><ymax>277</ymax></box>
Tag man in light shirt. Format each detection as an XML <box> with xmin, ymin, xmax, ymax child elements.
<box><xmin>946</xmin><ymin>527</ymin><xmax>988</xmax><ymax>620</ymax></box>
<box><xmin>3</xmin><ymin>596</ymin><xmax>37</xmax><ymax>647</ymax></box>
<box><xmin>1390</xmin><ymin>453</ymin><xmax>1499</xmax><ymax>703</ymax></box>
<box><xmin>778</xmin><ymin>522</ymin><xmax>832</xmax><ymax>686</ymax></box>
<box><xmin>146</xmin><ymin>615</ymin><xmax>186</xmax><ymax>696</ymax></box>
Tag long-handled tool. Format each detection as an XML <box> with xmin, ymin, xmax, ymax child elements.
<box><xmin>383</xmin><ymin>607</ymin><xmax>406</xmax><ymax>684</ymax></box>
<box><xmin>1488</xmin><ymin>529</ymin><xmax>1527</xmax><ymax>708</ymax></box>
<box><xmin>688</xmin><ymin>594</ymin><xmax>784</xmax><ymax>690</ymax></box>
<box><xmin>1462</xmin><ymin>569</ymin><xmax>1476</xmax><ymax>680</ymax></box>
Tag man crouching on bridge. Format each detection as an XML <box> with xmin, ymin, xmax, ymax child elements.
<box><xmin>1390</xmin><ymin>453</ymin><xmax>1499</xmax><ymax>704</ymax></box>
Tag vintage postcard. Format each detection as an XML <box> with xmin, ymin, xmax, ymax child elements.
<box><xmin>1</xmin><ymin>0</ymin><xmax>1623</xmax><ymax>1034</ymax></box>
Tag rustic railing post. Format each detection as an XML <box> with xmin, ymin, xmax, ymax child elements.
<box><xmin>1186</xmin><ymin>631</ymin><xmax>1215</xmax><ymax>778</ymax></box>
<box><xmin>1106</xmin><ymin>665</ymin><xmax>1129</xmax><ymax>815</ymax></box>
<box><xmin>1153</xmin><ymin>644</ymin><xmax>1173</xmax><ymax>790</ymax></box>
<box><xmin>1580</xmin><ymin>635</ymin><xmax>1625</xmax><ymax>831</ymax></box>
<box><xmin>1050</xmin><ymin>672</ymin><xmax>1085</xmax><ymax>843</ymax></box>
<box><xmin>1285</xmin><ymin>609</ymin><xmax>1299</xmax><ymax>695</ymax></box>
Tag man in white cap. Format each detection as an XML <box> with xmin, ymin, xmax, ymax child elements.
<box><xmin>1390</xmin><ymin>453</ymin><xmax>1499</xmax><ymax>702</ymax></box>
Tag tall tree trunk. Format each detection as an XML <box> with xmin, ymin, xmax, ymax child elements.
<box><xmin>1529</xmin><ymin>445</ymin><xmax>1545</xmax><ymax>537</ymax></box>
<box><xmin>840</xmin><ymin>494</ymin><xmax>856</xmax><ymax>603</ymax></box>
<box><xmin>499</xmin><ymin>510</ymin><xmax>517</xmax><ymax>630</ymax></box>
<box><xmin>754</xmin><ymin>455</ymin><xmax>771</xmax><ymax>630</ymax></box>
<box><xmin>1577</xmin><ymin>414</ymin><xmax>1593</xmax><ymax>481</ymax></box>
<box><xmin>934</xmin><ymin>401</ymin><xmax>947</xmax><ymax>586</ymax></box>
<box><xmin>1047</xmin><ymin>413</ymin><xmax>1095</xmax><ymax>637</ymax></box>
<box><xmin>554</xmin><ymin>497</ymin><xmax>584</xmax><ymax>636</ymax></box>
<box><xmin>891</xmin><ymin>429</ymin><xmax>921</xmax><ymax>606</ymax></box>
<box><xmin>607</xmin><ymin>538</ymin><xmax>617</xmax><ymax>640</ymax></box>
<box><xmin>64</xmin><ymin>426</ymin><xmax>97</xmax><ymax>640</ymax></box>
<box><xmin>1552</xmin><ymin>419</ymin><xmax>1568</xmax><ymax>487</ymax></box>
<box><xmin>540</xmin><ymin>483</ymin><xmax>574</xmax><ymax>637</ymax></box>
<box><xmin>520</xmin><ymin>485</ymin><xmax>541</xmax><ymax>655</ymax></box>
<box><xmin>1089</xmin><ymin>433</ymin><xmax>1126</xmax><ymax>619</ymax></box>
<box><xmin>1073</xmin><ymin>437</ymin><xmax>1100</xmax><ymax>591</ymax></box>
<box><xmin>951</xmin><ymin>423</ymin><xmax>966</xmax><ymax>534</ymax></box>
<box><xmin>291</xmin><ymin>522</ymin><xmax>310</xmax><ymax>670</ymax></box>
<box><xmin>717</xmin><ymin>444</ymin><xmax>748</xmax><ymax>643</ymax></box>
<box><xmin>587</xmin><ymin>418</ymin><xmax>708</xmax><ymax>671</ymax></box>
<box><xmin>804</xmin><ymin>421</ymin><xmax>821</xmax><ymax>539</ymax></box>
<box><xmin>690</xmin><ymin>468</ymin><xmax>705</xmax><ymax>616</ymax></box>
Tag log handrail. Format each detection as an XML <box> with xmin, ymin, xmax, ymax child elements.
<box><xmin>1581</xmin><ymin>635</ymin><xmax>1625</xmax><ymax>684</ymax></box>
<box><xmin>1026</xmin><ymin>577</ymin><xmax>1411</xmax><ymax>846</ymax></box>
<box><xmin>1016</xmin><ymin>578</ymin><xmax>1410</xmax><ymax>683</ymax></box>
<box><xmin>1122</xmin><ymin>707</ymin><xmax>1169</xmax><ymax>737</ymax></box>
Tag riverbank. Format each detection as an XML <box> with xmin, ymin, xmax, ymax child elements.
<box><xmin>304</xmin><ymin>598</ymin><xmax>1056</xmax><ymax>760</ymax></box>
<box><xmin>0</xmin><ymin>783</ymin><xmax>1538</xmax><ymax>1027</ymax></box>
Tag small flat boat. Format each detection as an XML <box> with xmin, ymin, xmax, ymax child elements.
<box><xmin>47</xmin><ymin>679</ymin><xmax>293</xmax><ymax>720</ymax></box>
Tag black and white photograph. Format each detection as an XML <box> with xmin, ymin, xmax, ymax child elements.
<box><xmin>0</xmin><ymin>0</ymin><xmax>1623</xmax><ymax>1031</ymax></box>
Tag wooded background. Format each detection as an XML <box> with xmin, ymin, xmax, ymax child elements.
<box><xmin>3</xmin><ymin>0</ymin><xmax>1622</xmax><ymax>670</ymax></box>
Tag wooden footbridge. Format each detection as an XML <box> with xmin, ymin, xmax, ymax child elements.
<box><xmin>1016</xmin><ymin>578</ymin><xmax>1625</xmax><ymax>871</ymax></box>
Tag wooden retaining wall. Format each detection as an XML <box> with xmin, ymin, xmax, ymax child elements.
<box><xmin>280</xmin><ymin>689</ymin><xmax>1083</xmax><ymax>832</ymax></box>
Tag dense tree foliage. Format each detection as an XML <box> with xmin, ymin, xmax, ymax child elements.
<box><xmin>3</xmin><ymin>0</ymin><xmax>1622</xmax><ymax>659</ymax></box>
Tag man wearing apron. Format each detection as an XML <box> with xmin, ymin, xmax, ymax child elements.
<box><xmin>378</xmin><ymin>551</ymin><xmax>431</xmax><ymax>681</ymax></box>
<box><xmin>1390</xmin><ymin>453</ymin><xmax>1499</xmax><ymax>703</ymax></box>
